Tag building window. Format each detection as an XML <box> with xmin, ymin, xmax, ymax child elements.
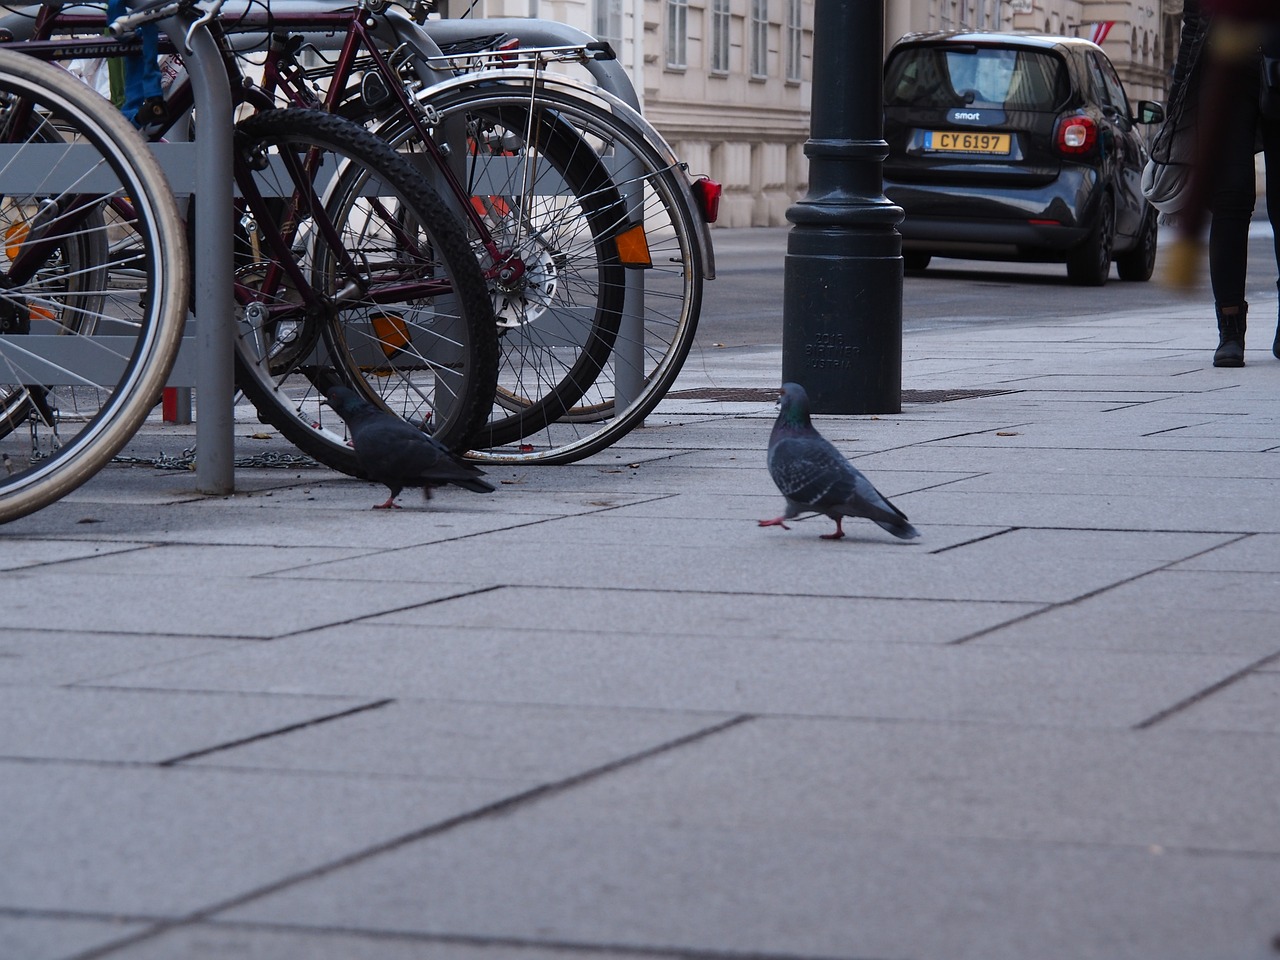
<box><xmin>596</xmin><ymin>0</ymin><xmax>622</xmax><ymax>52</ymax></box>
<box><xmin>666</xmin><ymin>0</ymin><xmax>687</xmax><ymax>68</ymax></box>
<box><xmin>785</xmin><ymin>0</ymin><xmax>801</xmax><ymax>81</ymax></box>
<box><xmin>750</xmin><ymin>0</ymin><xmax>768</xmax><ymax>78</ymax></box>
<box><xmin>710</xmin><ymin>0</ymin><xmax>730</xmax><ymax>74</ymax></box>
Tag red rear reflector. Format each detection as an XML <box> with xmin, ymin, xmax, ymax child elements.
<box><xmin>691</xmin><ymin>176</ymin><xmax>721</xmax><ymax>223</ymax></box>
<box><xmin>1028</xmin><ymin>219</ymin><xmax>1060</xmax><ymax>225</ymax></box>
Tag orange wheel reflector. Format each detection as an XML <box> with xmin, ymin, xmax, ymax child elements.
<box><xmin>28</xmin><ymin>305</ymin><xmax>56</xmax><ymax>322</ymax></box>
<box><xmin>615</xmin><ymin>222</ymin><xmax>652</xmax><ymax>268</ymax></box>
<box><xmin>5</xmin><ymin>222</ymin><xmax>30</xmax><ymax>261</ymax></box>
<box><xmin>371</xmin><ymin>313</ymin><xmax>411</xmax><ymax>357</ymax></box>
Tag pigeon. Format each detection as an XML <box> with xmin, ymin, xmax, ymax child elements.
<box><xmin>759</xmin><ymin>382</ymin><xmax>919</xmax><ymax>541</ymax></box>
<box><xmin>324</xmin><ymin>386</ymin><xmax>495</xmax><ymax>509</ymax></box>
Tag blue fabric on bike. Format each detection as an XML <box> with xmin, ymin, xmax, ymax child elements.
<box><xmin>106</xmin><ymin>0</ymin><xmax>162</xmax><ymax>126</ymax></box>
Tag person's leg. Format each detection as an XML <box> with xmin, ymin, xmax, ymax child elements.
<box><xmin>1208</xmin><ymin>63</ymin><xmax>1261</xmax><ymax>365</ymax></box>
<box><xmin>1261</xmin><ymin>110</ymin><xmax>1280</xmax><ymax>357</ymax></box>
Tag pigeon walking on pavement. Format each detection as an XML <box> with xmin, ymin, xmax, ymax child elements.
<box><xmin>324</xmin><ymin>386</ymin><xmax>495</xmax><ymax>509</ymax></box>
<box><xmin>759</xmin><ymin>382</ymin><xmax>919</xmax><ymax>541</ymax></box>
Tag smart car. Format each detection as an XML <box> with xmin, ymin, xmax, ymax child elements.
<box><xmin>883</xmin><ymin>32</ymin><xmax>1165</xmax><ymax>285</ymax></box>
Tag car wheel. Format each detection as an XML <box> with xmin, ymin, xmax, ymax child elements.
<box><xmin>1116</xmin><ymin>205</ymin><xmax>1158</xmax><ymax>282</ymax></box>
<box><xmin>903</xmin><ymin>252</ymin><xmax>931</xmax><ymax>271</ymax></box>
<box><xmin>1066</xmin><ymin>192</ymin><xmax>1114</xmax><ymax>287</ymax></box>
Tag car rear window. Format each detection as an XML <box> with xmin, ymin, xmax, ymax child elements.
<box><xmin>886</xmin><ymin>45</ymin><xmax>1068</xmax><ymax>111</ymax></box>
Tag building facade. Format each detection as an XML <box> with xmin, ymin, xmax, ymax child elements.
<box><xmin>446</xmin><ymin>0</ymin><xmax>1184</xmax><ymax>226</ymax></box>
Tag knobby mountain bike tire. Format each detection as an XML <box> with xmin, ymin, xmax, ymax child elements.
<box><xmin>229</xmin><ymin>108</ymin><xmax>499</xmax><ymax>473</ymax></box>
<box><xmin>377</xmin><ymin>83</ymin><xmax>704</xmax><ymax>465</ymax></box>
<box><xmin>0</xmin><ymin>47</ymin><xmax>188</xmax><ymax>524</ymax></box>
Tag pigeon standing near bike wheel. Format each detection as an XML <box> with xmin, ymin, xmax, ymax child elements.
<box><xmin>324</xmin><ymin>387</ymin><xmax>494</xmax><ymax>509</ymax></box>
<box><xmin>759</xmin><ymin>382</ymin><xmax>920</xmax><ymax>541</ymax></box>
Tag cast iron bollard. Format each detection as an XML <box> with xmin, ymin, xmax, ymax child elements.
<box><xmin>781</xmin><ymin>0</ymin><xmax>904</xmax><ymax>413</ymax></box>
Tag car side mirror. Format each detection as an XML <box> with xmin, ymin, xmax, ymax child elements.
<box><xmin>1136</xmin><ymin>100</ymin><xmax>1165</xmax><ymax>124</ymax></box>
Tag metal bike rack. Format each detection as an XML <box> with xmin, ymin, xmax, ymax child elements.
<box><xmin>0</xmin><ymin>9</ymin><xmax>236</xmax><ymax>496</ymax></box>
<box><xmin>162</xmin><ymin>10</ymin><xmax>236</xmax><ymax>494</ymax></box>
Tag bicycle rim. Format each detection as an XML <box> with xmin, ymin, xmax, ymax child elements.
<box><xmin>0</xmin><ymin>48</ymin><xmax>188</xmax><ymax>523</ymax></box>
<box><xmin>386</xmin><ymin>84</ymin><xmax>703</xmax><ymax>464</ymax></box>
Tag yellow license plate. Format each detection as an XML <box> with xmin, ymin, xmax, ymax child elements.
<box><xmin>924</xmin><ymin>130</ymin><xmax>1011</xmax><ymax>154</ymax></box>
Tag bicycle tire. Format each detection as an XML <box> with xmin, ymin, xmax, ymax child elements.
<box><xmin>380</xmin><ymin>83</ymin><xmax>704</xmax><ymax>464</ymax></box>
<box><xmin>374</xmin><ymin>100</ymin><xmax>627</xmax><ymax>449</ymax></box>
<box><xmin>229</xmin><ymin>108</ymin><xmax>499</xmax><ymax>472</ymax></box>
<box><xmin>0</xmin><ymin>47</ymin><xmax>188</xmax><ymax>524</ymax></box>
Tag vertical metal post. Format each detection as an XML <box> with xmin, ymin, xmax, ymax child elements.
<box><xmin>781</xmin><ymin>0</ymin><xmax>903</xmax><ymax>413</ymax></box>
<box><xmin>172</xmin><ymin>18</ymin><xmax>235</xmax><ymax>493</ymax></box>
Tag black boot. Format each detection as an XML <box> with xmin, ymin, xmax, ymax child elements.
<box><xmin>1273</xmin><ymin>283</ymin><xmax>1280</xmax><ymax>360</ymax></box>
<box><xmin>1214</xmin><ymin>302</ymin><xmax>1247</xmax><ymax>367</ymax></box>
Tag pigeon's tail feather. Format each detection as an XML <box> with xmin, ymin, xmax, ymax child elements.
<box><xmin>874</xmin><ymin>517</ymin><xmax>921</xmax><ymax>540</ymax></box>
<box><xmin>453</xmin><ymin>477</ymin><xmax>496</xmax><ymax>494</ymax></box>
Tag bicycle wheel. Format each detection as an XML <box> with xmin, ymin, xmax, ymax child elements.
<box><xmin>0</xmin><ymin>48</ymin><xmax>188</xmax><ymax>524</ymax></box>
<box><xmin>378</xmin><ymin>83</ymin><xmax>704</xmax><ymax>464</ymax></box>
<box><xmin>229</xmin><ymin>108</ymin><xmax>499</xmax><ymax>473</ymax></box>
<box><xmin>376</xmin><ymin>100</ymin><xmax>626</xmax><ymax>449</ymax></box>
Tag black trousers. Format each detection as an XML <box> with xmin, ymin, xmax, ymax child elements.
<box><xmin>1209</xmin><ymin>55</ymin><xmax>1280</xmax><ymax>309</ymax></box>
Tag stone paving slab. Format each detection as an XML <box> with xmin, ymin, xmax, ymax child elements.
<box><xmin>184</xmin><ymin>700</ymin><xmax>733</xmax><ymax>784</ymax></box>
<box><xmin>115</xmin><ymin>926</ymin><xmax>657</xmax><ymax>960</ymax></box>
<box><xmin>94</xmin><ymin>624</ymin><xmax>1254</xmax><ymax>729</ymax></box>
<box><xmin>221</xmin><ymin>814</ymin><xmax>1280</xmax><ymax>960</ymax></box>
<box><xmin>0</xmin><ymin>687</ymin><xmax>375</xmax><ymax>763</ymax></box>
<box><xmin>969</xmin><ymin>569</ymin><xmax>1280</xmax><ymax>655</ymax></box>
<box><xmin>0</xmin><ymin>763</ymin><xmax>524</xmax><ymax>916</ymax></box>
<box><xmin>0</xmin><ymin>633</ymin><xmax>239</xmax><ymax>686</ymax></box>
<box><xmin>1159</xmin><ymin>672</ymin><xmax>1280</xmax><ymax>733</ymax></box>
<box><xmin>0</xmin><ymin>917</ymin><xmax>151</xmax><ymax>960</ymax></box>
<box><xmin>263</xmin><ymin>522</ymin><xmax>1223</xmax><ymax>604</ymax></box>
<box><xmin>0</xmin><ymin>566</ymin><xmax>481</xmax><ymax>639</ymax></box>
<box><xmin>518</xmin><ymin>717</ymin><xmax>1280</xmax><ymax>851</ymax></box>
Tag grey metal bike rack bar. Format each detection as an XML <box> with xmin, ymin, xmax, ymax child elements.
<box><xmin>162</xmin><ymin>10</ymin><xmax>236</xmax><ymax>494</ymax></box>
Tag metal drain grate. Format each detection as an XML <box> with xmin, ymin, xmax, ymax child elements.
<box><xmin>667</xmin><ymin>387</ymin><xmax>1017</xmax><ymax>404</ymax></box>
<box><xmin>902</xmin><ymin>388</ymin><xmax>1018</xmax><ymax>403</ymax></box>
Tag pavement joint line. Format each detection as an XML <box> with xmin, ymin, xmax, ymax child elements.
<box><xmin>0</xmin><ymin>541</ymin><xmax>155</xmax><ymax>574</ymax></box>
<box><xmin>191</xmin><ymin>917</ymin><xmax>896</xmax><ymax>960</ymax></box>
<box><xmin>947</xmin><ymin>531</ymin><xmax>1257</xmax><ymax>647</ymax></box>
<box><xmin>1133</xmin><ymin>647</ymin><xmax>1280</xmax><ymax>731</ymax></box>
<box><xmin>157</xmin><ymin>698</ymin><xmax>396</xmax><ymax>766</ymax></box>
<box><xmin>926</xmin><ymin>526</ymin><xmax>1020</xmax><ymax>555</ymax></box>
<box><xmin>269</xmin><ymin>584</ymin><xmax>508</xmax><ymax>640</ymax></box>
<box><xmin>63</xmin><ymin>713</ymin><xmax>758</xmax><ymax>960</ymax></box>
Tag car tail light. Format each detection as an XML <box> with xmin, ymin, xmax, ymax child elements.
<box><xmin>1055</xmin><ymin>115</ymin><xmax>1097</xmax><ymax>155</ymax></box>
<box><xmin>691</xmin><ymin>176</ymin><xmax>722</xmax><ymax>223</ymax></box>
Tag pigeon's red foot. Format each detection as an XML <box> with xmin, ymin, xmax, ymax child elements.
<box><xmin>373</xmin><ymin>500</ymin><xmax>402</xmax><ymax>510</ymax></box>
<box><xmin>820</xmin><ymin>519</ymin><xmax>845</xmax><ymax>540</ymax></box>
<box><xmin>758</xmin><ymin>517</ymin><xmax>790</xmax><ymax>530</ymax></box>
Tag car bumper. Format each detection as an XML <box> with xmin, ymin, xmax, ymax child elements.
<box><xmin>885</xmin><ymin>166</ymin><xmax>1099</xmax><ymax>258</ymax></box>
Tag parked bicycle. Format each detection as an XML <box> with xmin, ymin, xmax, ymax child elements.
<box><xmin>1</xmin><ymin>0</ymin><xmax>499</xmax><ymax>520</ymax></box>
<box><xmin>2</xmin><ymin>0</ymin><xmax>718</xmax><ymax>466</ymax></box>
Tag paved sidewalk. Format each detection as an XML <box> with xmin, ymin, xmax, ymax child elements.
<box><xmin>3</xmin><ymin>262</ymin><xmax>1280</xmax><ymax>959</ymax></box>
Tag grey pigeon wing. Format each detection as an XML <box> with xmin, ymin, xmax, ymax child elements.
<box><xmin>353</xmin><ymin>417</ymin><xmax>445</xmax><ymax>479</ymax></box>
<box><xmin>845</xmin><ymin>469</ymin><xmax>910</xmax><ymax>524</ymax></box>
<box><xmin>768</xmin><ymin>434</ymin><xmax>858</xmax><ymax>507</ymax></box>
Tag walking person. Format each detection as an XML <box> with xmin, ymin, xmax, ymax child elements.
<box><xmin>1162</xmin><ymin>0</ymin><xmax>1280</xmax><ymax>365</ymax></box>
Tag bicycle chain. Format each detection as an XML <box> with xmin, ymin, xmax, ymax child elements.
<box><xmin>109</xmin><ymin>446</ymin><xmax>324</xmax><ymax>470</ymax></box>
